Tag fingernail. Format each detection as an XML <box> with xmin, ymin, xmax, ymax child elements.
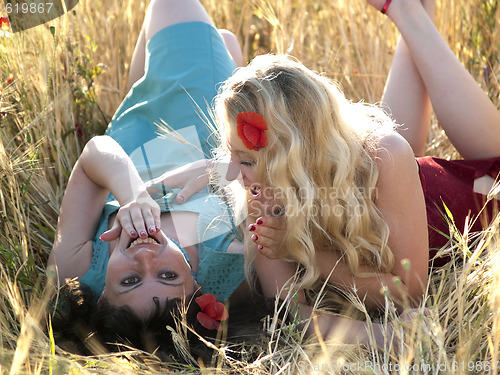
<box><xmin>149</xmin><ymin>227</ymin><xmax>156</xmax><ymax>234</ymax></box>
<box><xmin>177</xmin><ymin>195</ymin><xmax>185</xmax><ymax>203</ymax></box>
<box><xmin>256</xmin><ymin>218</ymin><xmax>263</xmax><ymax>225</ymax></box>
<box><xmin>248</xmin><ymin>224</ymin><xmax>256</xmax><ymax>232</ymax></box>
<box><xmin>258</xmin><ymin>244</ymin><xmax>264</xmax><ymax>251</ymax></box>
<box><xmin>130</xmin><ymin>230</ymin><xmax>138</xmax><ymax>238</ymax></box>
<box><xmin>99</xmin><ymin>234</ymin><xmax>104</xmax><ymax>240</ymax></box>
<box><xmin>155</xmin><ymin>225</ymin><xmax>161</xmax><ymax>231</ymax></box>
<box><xmin>251</xmin><ymin>234</ymin><xmax>258</xmax><ymax>242</ymax></box>
<box><xmin>140</xmin><ymin>231</ymin><xmax>147</xmax><ymax>238</ymax></box>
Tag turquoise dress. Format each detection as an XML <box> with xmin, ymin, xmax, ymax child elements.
<box><xmin>80</xmin><ymin>22</ymin><xmax>245</xmax><ymax>302</ymax></box>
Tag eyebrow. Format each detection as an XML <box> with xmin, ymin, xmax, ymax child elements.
<box><xmin>232</xmin><ymin>149</ymin><xmax>253</xmax><ymax>159</ymax></box>
<box><xmin>233</xmin><ymin>150</ymin><xmax>248</xmax><ymax>155</ymax></box>
<box><xmin>119</xmin><ymin>280</ymin><xmax>184</xmax><ymax>294</ymax></box>
<box><xmin>227</xmin><ymin>143</ymin><xmax>244</xmax><ymax>154</ymax></box>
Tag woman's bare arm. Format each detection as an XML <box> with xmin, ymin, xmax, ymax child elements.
<box><xmin>317</xmin><ymin>132</ymin><xmax>429</xmax><ymax>311</ymax></box>
<box><xmin>255</xmin><ymin>249</ymin><xmax>391</xmax><ymax>345</ymax></box>
<box><xmin>48</xmin><ymin>135</ymin><xmax>158</xmax><ymax>283</ymax></box>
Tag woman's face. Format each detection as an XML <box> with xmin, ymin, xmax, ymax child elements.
<box><xmin>104</xmin><ymin>230</ymin><xmax>198</xmax><ymax>317</ymax></box>
<box><xmin>226</xmin><ymin>133</ymin><xmax>284</xmax><ymax>217</ymax></box>
<box><xmin>226</xmin><ymin>132</ymin><xmax>259</xmax><ymax>192</ymax></box>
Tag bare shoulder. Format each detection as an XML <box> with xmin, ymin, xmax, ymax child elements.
<box><xmin>372</xmin><ymin>129</ymin><xmax>416</xmax><ymax>165</ymax></box>
<box><xmin>369</xmin><ymin>132</ymin><xmax>429</xmax><ymax>297</ymax></box>
<box><xmin>371</xmin><ymin>129</ymin><xmax>422</xmax><ymax>210</ymax></box>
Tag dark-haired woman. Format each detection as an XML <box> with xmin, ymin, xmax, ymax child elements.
<box><xmin>47</xmin><ymin>0</ymin><xmax>260</xmax><ymax>357</ymax></box>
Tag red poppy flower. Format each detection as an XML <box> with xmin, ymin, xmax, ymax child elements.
<box><xmin>237</xmin><ymin>111</ymin><xmax>268</xmax><ymax>151</ymax></box>
<box><xmin>0</xmin><ymin>17</ymin><xmax>10</xmax><ymax>30</ymax></box>
<box><xmin>195</xmin><ymin>294</ymin><xmax>228</xmax><ymax>330</ymax></box>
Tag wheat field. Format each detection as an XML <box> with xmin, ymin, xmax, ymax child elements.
<box><xmin>0</xmin><ymin>0</ymin><xmax>499</xmax><ymax>373</ymax></box>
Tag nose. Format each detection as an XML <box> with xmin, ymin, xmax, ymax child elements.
<box><xmin>132</xmin><ymin>247</ymin><xmax>157</xmax><ymax>269</ymax></box>
<box><xmin>226</xmin><ymin>161</ymin><xmax>241</xmax><ymax>181</ymax></box>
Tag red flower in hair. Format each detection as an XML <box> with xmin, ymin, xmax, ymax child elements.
<box><xmin>237</xmin><ymin>111</ymin><xmax>268</xmax><ymax>151</ymax></box>
<box><xmin>195</xmin><ymin>294</ymin><xmax>229</xmax><ymax>330</ymax></box>
<box><xmin>0</xmin><ymin>17</ymin><xmax>10</xmax><ymax>30</ymax></box>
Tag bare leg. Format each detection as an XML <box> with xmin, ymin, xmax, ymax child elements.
<box><xmin>382</xmin><ymin>0</ymin><xmax>500</xmax><ymax>160</ymax></box>
<box><xmin>382</xmin><ymin>37</ymin><xmax>432</xmax><ymax>156</ymax></box>
<box><xmin>143</xmin><ymin>0</ymin><xmax>213</xmax><ymax>42</ymax></box>
<box><xmin>382</xmin><ymin>2</ymin><xmax>435</xmax><ymax>156</ymax></box>
<box><xmin>381</xmin><ymin>0</ymin><xmax>434</xmax><ymax>156</ymax></box>
<box><xmin>126</xmin><ymin>0</ymin><xmax>244</xmax><ymax>90</ymax></box>
<box><xmin>127</xmin><ymin>27</ymin><xmax>146</xmax><ymax>91</ymax></box>
<box><xmin>219</xmin><ymin>29</ymin><xmax>245</xmax><ymax>67</ymax></box>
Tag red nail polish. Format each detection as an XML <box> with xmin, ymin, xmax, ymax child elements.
<box><xmin>156</xmin><ymin>225</ymin><xmax>161</xmax><ymax>231</ymax></box>
<box><xmin>149</xmin><ymin>227</ymin><xmax>155</xmax><ymax>234</ymax></box>
<box><xmin>130</xmin><ymin>230</ymin><xmax>138</xmax><ymax>238</ymax></box>
<box><xmin>248</xmin><ymin>224</ymin><xmax>256</xmax><ymax>232</ymax></box>
<box><xmin>140</xmin><ymin>231</ymin><xmax>147</xmax><ymax>238</ymax></box>
<box><xmin>258</xmin><ymin>244</ymin><xmax>264</xmax><ymax>250</ymax></box>
<box><xmin>251</xmin><ymin>234</ymin><xmax>258</xmax><ymax>242</ymax></box>
<box><xmin>256</xmin><ymin>218</ymin><xmax>263</xmax><ymax>225</ymax></box>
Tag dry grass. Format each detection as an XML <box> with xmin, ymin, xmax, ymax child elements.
<box><xmin>0</xmin><ymin>0</ymin><xmax>499</xmax><ymax>373</ymax></box>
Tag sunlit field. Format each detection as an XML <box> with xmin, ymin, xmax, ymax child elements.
<box><xmin>0</xmin><ymin>0</ymin><xmax>499</xmax><ymax>373</ymax></box>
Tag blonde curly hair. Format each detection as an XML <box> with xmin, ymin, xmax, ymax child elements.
<box><xmin>214</xmin><ymin>54</ymin><xmax>394</xmax><ymax>290</ymax></box>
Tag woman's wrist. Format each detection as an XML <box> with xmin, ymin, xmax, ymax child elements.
<box><xmin>116</xmin><ymin>183</ymin><xmax>149</xmax><ymax>206</ymax></box>
<box><xmin>103</xmin><ymin>162</ymin><xmax>146</xmax><ymax>206</ymax></box>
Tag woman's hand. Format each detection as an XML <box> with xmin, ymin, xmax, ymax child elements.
<box><xmin>381</xmin><ymin>307</ymin><xmax>432</xmax><ymax>352</ymax></box>
<box><xmin>100</xmin><ymin>189</ymin><xmax>161</xmax><ymax>242</ymax></box>
<box><xmin>248</xmin><ymin>216</ymin><xmax>287</xmax><ymax>259</ymax></box>
<box><xmin>246</xmin><ymin>186</ymin><xmax>287</xmax><ymax>258</ymax></box>
<box><xmin>146</xmin><ymin>159</ymin><xmax>211</xmax><ymax>204</ymax></box>
<box><xmin>311</xmin><ymin>307</ymin><xmax>431</xmax><ymax>349</ymax></box>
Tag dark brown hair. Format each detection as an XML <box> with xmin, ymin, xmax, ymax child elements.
<box><xmin>51</xmin><ymin>279</ymin><xmax>268</xmax><ymax>365</ymax></box>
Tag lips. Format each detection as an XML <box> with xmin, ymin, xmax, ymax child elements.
<box><xmin>127</xmin><ymin>235</ymin><xmax>160</xmax><ymax>249</ymax></box>
<box><xmin>249</xmin><ymin>185</ymin><xmax>261</xmax><ymax>198</ymax></box>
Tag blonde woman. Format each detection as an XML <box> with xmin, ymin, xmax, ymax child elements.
<box><xmin>210</xmin><ymin>0</ymin><xmax>500</xmax><ymax>326</ymax></box>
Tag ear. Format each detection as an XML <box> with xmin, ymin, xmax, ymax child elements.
<box><xmin>97</xmin><ymin>289</ymin><xmax>107</xmax><ymax>307</ymax></box>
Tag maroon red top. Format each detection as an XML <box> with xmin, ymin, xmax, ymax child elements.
<box><xmin>416</xmin><ymin>156</ymin><xmax>500</xmax><ymax>266</ymax></box>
